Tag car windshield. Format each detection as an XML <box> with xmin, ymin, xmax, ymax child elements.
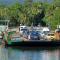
<box><xmin>12</xmin><ymin>36</ymin><xmax>20</xmax><ymax>39</ymax></box>
<box><xmin>0</xmin><ymin>21</ymin><xmax>8</xmax><ymax>25</ymax></box>
<box><xmin>37</xmin><ymin>31</ymin><xmax>43</xmax><ymax>34</ymax></box>
<box><xmin>31</xmin><ymin>31</ymin><xmax>39</xmax><ymax>36</ymax></box>
<box><xmin>48</xmin><ymin>34</ymin><xmax>54</xmax><ymax>36</ymax></box>
<box><xmin>21</xmin><ymin>29</ymin><xmax>27</xmax><ymax>31</ymax></box>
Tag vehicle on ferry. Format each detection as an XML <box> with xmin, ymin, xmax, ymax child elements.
<box><xmin>37</xmin><ymin>31</ymin><xmax>45</xmax><ymax>40</ymax></box>
<box><xmin>55</xmin><ymin>28</ymin><xmax>60</xmax><ymax>40</ymax></box>
<box><xmin>45</xmin><ymin>32</ymin><xmax>55</xmax><ymax>41</ymax></box>
<box><xmin>0</xmin><ymin>20</ymin><xmax>9</xmax><ymax>39</ymax></box>
<box><xmin>19</xmin><ymin>25</ymin><xmax>28</xmax><ymax>35</ymax></box>
<box><xmin>28</xmin><ymin>30</ymin><xmax>40</xmax><ymax>40</ymax></box>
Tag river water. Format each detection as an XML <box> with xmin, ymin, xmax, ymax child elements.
<box><xmin>0</xmin><ymin>46</ymin><xmax>60</xmax><ymax>60</ymax></box>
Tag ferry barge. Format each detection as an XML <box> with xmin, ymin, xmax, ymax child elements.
<box><xmin>5</xmin><ymin>40</ymin><xmax>60</xmax><ymax>47</ymax></box>
<box><xmin>4</xmin><ymin>28</ymin><xmax>60</xmax><ymax>47</ymax></box>
<box><xmin>4</xmin><ymin>34</ymin><xmax>60</xmax><ymax>47</ymax></box>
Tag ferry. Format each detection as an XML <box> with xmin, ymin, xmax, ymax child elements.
<box><xmin>1</xmin><ymin>24</ymin><xmax>59</xmax><ymax>47</ymax></box>
<box><xmin>4</xmin><ymin>28</ymin><xmax>60</xmax><ymax>47</ymax></box>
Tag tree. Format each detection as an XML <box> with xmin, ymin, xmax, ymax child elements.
<box><xmin>43</xmin><ymin>0</ymin><xmax>60</xmax><ymax>30</ymax></box>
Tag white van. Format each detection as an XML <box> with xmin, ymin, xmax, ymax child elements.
<box><xmin>42</xmin><ymin>27</ymin><xmax>50</xmax><ymax>32</ymax></box>
<box><xmin>19</xmin><ymin>25</ymin><xmax>28</xmax><ymax>34</ymax></box>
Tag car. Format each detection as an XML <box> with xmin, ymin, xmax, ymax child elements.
<box><xmin>36</xmin><ymin>31</ymin><xmax>45</xmax><ymax>40</ymax></box>
<box><xmin>23</xmin><ymin>31</ymin><xmax>29</xmax><ymax>39</ymax></box>
<box><xmin>11</xmin><ymin>34</ymin><xmax>22</xmax><ymax>42</ymax></box>
<box><xmin>29</xmin><ymin>31</ymin><xmax>40</xmax><ymax>40</ymax></box>
<box><xmin>19</xmin><ymin>25</ymin><xmax>28</xmax><ymax>34</ymax></box>
<box><xmin>45</xmin><ymin>32</ymin><xmax>55</xmax><ymax>41</ymax></box>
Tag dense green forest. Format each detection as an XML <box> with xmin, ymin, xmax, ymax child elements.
<box><xmin>0</xmin><ymin>0</ymin><xmax>60</xmax><ymax>30</ymax></box>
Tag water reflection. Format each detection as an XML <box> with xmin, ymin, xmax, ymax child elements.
<box><xmin>0</xmin><ymin>46</ymin><xmax>60</xmax><ymax>60</ymax></box>
<box><xmin>8</xmin><ymin>47</ymin><xmax>60</xmax><ymax>60</ymax></box>
<box><xmin>0</xmin><ymin>46</ymin><xmax>8</xmax><ymax>60</ymax></box>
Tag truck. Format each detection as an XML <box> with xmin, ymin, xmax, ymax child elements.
<box><xmin>0</xmin><ymin>20</ymin><xmax>9</xmax><ymax>39</ymax></box>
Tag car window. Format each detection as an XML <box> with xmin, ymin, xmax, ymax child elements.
<box><xmin>21</xmin><ymin>29</ymin><xmax>27</xmax><ymax>31</ymax></box>
<box><xmin>50</xmin><ymin>34</ymin><xmax>54</xmax><ymax>36</ymax></box>
<box><xmin>31</xmin><ymin>31</ymin><xmax>39</xmax><ymax>36</ymax></box>
<box><xmin>12</xmin><ymin>36</ymin><xmax>20</xmax><ymax>38</ymax></box>
<box><xmin>48</xmin><ymin>34</ymin><xmax>54</xmax><ymax>36</ymax></box>
<box><xmin>12</xmin><ymin>37</ymin><xmax>20</xmax><ymax>40</ymax></box>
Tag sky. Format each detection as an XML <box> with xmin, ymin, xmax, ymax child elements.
<box><xmin>0</xmin><ymin>0</ymin><xmax>53</xmax><ymax>5</ymax></box>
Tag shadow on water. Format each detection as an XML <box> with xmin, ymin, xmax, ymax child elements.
<box><xmin>5</xmin><ymin>45</ymin><xmax>60</xmax><ymax>51</ymax></box>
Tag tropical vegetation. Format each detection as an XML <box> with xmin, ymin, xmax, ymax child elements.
<box><xmin>0</xmin><ymin>0</ymin><xmax>60</xmax><ymax>30</ymax></box>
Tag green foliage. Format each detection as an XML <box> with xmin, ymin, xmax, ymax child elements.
<box><xmin>0</xmin><ymin>0</ymin><xmax>60</xmax><ymax>30</ymax></box>
<box><xmin>43</xmin><ymin>0</ymin><xmax>60</xmax><ymax>30</ymax></box>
